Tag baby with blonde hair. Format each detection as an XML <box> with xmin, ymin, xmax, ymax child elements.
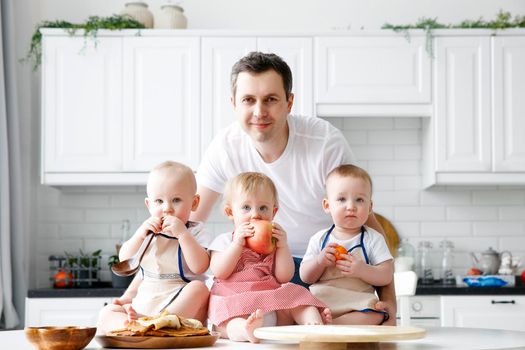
<box><xmin>207</xmin><ymin>172</ymin><xmax>330</xmax><ymax>343</ymax></box>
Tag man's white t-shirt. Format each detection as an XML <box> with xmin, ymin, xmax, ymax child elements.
<box><xmin>196</xmin><ymin>115</ymin><xmax>355</xmax><ymax>257</ymax></box>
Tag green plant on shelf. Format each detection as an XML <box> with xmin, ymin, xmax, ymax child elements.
<box><xmin>24</xmin><ymin>14</ymin><xmax>145</xmax><ymax>71</ymax></box>
<box><xmin>382</xmin><ymin>10</ymin><xmax>525</xmax><ymax>57</ymax></box>
<box><xmin>108</xmin><ymin>254</ymin><xmax>119</xmax><ymax>267</ymax></box>
<box><xmin>65</xmin><ymin>249</ymin><xmax>102</xmax><ymax>269</ymax></box>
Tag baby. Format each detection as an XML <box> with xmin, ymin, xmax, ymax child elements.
<box><xmin>207</xmin><ymin>172</ymin><xmax>330</xmax><ymax>342</ymax></box>
<box><xmin>97</xmin><ymin>161</ymin><xmax>211</xmax><ymax>333</ymax></box>
<box><xmin>300</xmin><ymin>164</ymin><xmax>393</xmax><ymax>325</ymax></box>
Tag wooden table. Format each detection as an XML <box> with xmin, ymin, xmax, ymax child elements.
<box><xmin>6</xmin><ymin>326</ymin><xmax>525</xmax><ymax>349</ymax></box>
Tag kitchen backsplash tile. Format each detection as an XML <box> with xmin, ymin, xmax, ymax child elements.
<box><xmin>33</xmin><ymin>117</ymin><xmax>525</xmax><ymax>287</ymax></box>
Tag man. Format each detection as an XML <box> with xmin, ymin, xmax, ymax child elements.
<box><xmin>192</xmin><ymin>52</ymin><xmax>396</xmax><ymax>324</ymax></box>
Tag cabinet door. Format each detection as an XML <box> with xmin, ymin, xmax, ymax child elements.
<box><xmin>441</xmin><ymin>296</ymin><xmax>525</xmax><ymax>331</ymax></box>
<box><xmin>42</xmin><ymin>36</ymin><xmax>122</xmax><ymax>172</ymax></box>
<box><xmin>123</xmin><ymin>37</ymin><xmax>201</xmax><ymax>171</ymax></box>
<box><xmin>201</xmin><ymin>37</ymin><xmax>256</xmax><ymax>152</ymax></box>
<box><xmin>493</xmin><ymin>36</ymin><xmax>525</xmax><ymax>172</ymax></box>
<box><xmin>315</xmin><ymin>36</ymin><xmax>431</xmax><ymax>104</ymax></box>
<box><xmin>258</xmin><ymin>37</ymin><xmax>313</xmax><ymax>118</ymax></box>
<box><xmin>25</xmin><ymin>297</ymin><xmax>111</xmax><ymax>327</ymax></box>
<box><xmin>434</xmin><ymin>36</ymin><xmax>491</xmax><ymax>172</ymax></box>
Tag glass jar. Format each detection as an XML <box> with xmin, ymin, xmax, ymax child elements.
<box><xmin>418</xmin><ymin>241</ymin><xmax>434</xmax><ymax>284</ymax></box>
<box><xmin>156</xmin><ymin>4</ymin><xmax>188</xmax><ymax>29</ymax></box>
<box><xmin>121</xmin><ymin>2</ymin><xmax>154</xmax><ymax>28</ymax></box>
<box><xmin>440</xmin><ymin>240</ymin><xmax>455</xmax><ymax>284</ymax></box>
<box><xmin>395</xmin><ymin>238</ymin><xmax>416</xmax><ymax>272</ymax></box>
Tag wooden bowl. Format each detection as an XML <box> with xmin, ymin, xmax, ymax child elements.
<box><xmin>24</xmin><ymin>326</ymin><xmax>96</xmax><ymax>350</ymax></box>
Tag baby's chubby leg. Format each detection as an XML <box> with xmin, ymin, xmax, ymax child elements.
<box><xmin>333</xmin><ymin>311</ymin><xmax>384</xmax><ymax>325</ymax></box>
<box><xmin>290</xmin><ymin>305</ymin><xmax>325</xmax><ymax>325</ymax></box>
<box><xmin>96</xmin><ymin>303</ymin><xmax>129</xmax><ymax>334</ymax></box>
<box><xmin>223</xmin><ymin>309</ymin><xmax>265</xmax><ymax>343</ymax></box>
<box><xmin>164</xmin><ymin>280</ymin><xmax>209</xmax><ymax>325</ymax></box>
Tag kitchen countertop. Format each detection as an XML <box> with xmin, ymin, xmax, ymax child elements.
<box><xmin>7</xmin><ymin>327</ymin><xmax>525</xmax><ymax>349</ymax></box>
<box><xmin>28</xmin><ymin>277</ymin><xmax>525</xmax><ymax>298</ymax></box>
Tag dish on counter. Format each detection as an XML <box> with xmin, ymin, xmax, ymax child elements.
<box><xmin>95</xmin><ymin>333</ymin><xmax>219</xmax><ymax>349</ymax></box>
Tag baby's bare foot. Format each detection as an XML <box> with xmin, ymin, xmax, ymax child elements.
<box><xmin>245</xmin><ymin>309</ymin><xmax>264</xmax><ymax>343</ymax></box>
<box><xmin>322</xmin><ymin>308</ymin><xmax>333</xmax><ymax>324</ymax></box>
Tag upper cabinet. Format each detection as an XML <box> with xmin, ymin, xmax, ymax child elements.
<box><xmin>423</xmin><ymin>33</ymin><xmax>525</xmax><ymax>186</ymax></box>
<box><xmin>315</xmin><ymin>36</ymin><xmax>432</xmax><ymax>117</ymax></box>
<box><xmin>42</xmin><ymin>34</ymin><xmax>200</xmax><ymax>185</ymax></box>
<box><xmin>40</xmin><ymin>30</ymin><xmax>525</xmax><ymax>186</ymax></box>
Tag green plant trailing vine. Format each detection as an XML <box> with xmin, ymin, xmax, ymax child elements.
<box><xmin>25</xmin><ymin>15</ymin><xmax>145</xmax><ymax>70</ymax></box>
<box><xmin>382</xmin><ymin>10</ymin><xmax>525</xmax><ymax>57</ymax></box>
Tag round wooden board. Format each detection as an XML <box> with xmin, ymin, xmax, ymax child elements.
<box><xmin>95</xmin><ymin>332</ymin><xmax>219</xmax><ymax>349</ymax></box>
<box><xmin>254</xmin><ymin>325</ymin><xmax>425</xmax><ymax>350</ymax></box>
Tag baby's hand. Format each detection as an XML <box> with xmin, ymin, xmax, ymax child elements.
<box><xmin>232</xmin><ymin>221</ymin><xmax>254</xmax><ymax>247</ymax></box>
<box><xmin>317</xmin><ymin>243</ymin><xmax>338</xmax><ymax>267</ymax></box>
<box><xmin>271</xmin><ymin>222</ymin><xmax>288</xmax><ymax>249</ymax></box>
<box><xmin>336</xmin><ymin>252</ymin><xmax>365</xmax><ymax>278</ymax></box>
<box><xmin>123</xmin><ymin>304</ymin><xmax>138</xmax><ymax>324</ymax></box>
<box><xmin>112</xmin><ymin>296</ymin><xmax>132</xmax><ymax>306</ymax></box>
<box><xmin>140</xmin><ymin>216</ymin><xmax>162</xmax><ymax>237</ymax></box>
<box><xmin>161</xmin><ymin>215</ymin><xmax>187</xmax><ymax>238</ymax></box>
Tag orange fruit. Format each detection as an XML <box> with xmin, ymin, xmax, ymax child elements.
<box><xmin>53</xmin><ymin>270</ymin><xmax>74</xmax><ymax>288</ymax></box>
<box><xmin>334</xmin><ymin>245</ymin><xmax>347</xmax><ymax>260</ymax></box>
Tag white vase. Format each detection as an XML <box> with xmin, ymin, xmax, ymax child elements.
<box><xmin>155</xmin><ymin>5</ymin><xmax>187</xmax><ymax>29</ymax></box>
<box><xmin>121</xmin><ymin>2</ymin><xmax>154</xmax><ymax>29</ymax></box>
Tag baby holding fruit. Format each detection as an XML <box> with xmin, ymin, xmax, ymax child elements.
<box><xmin>300</xmin><ymin>164</ymin><xmax>394</xmax><ymax>325</ymax></box>
<box><xmin>207</xmin><ymin>172</ymin><xmax>330</xmax><ymax>343</ymax></box>
<box><xmin>96</xmin><ymin>161</ymin><xmax>211</xmax><ymax>334</ymax></box>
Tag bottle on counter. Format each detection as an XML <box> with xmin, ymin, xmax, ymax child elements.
<box><xmin>395</xmin><ymin>237</ymin><xmax>416</xmax><ymax>272</ymax></box>
<box><xmin>418</xmin><ymin>241</ymin><xmax>434</xmax><ymax>284</ymax></box>
<box><xmin>440</xmin><ymin>240</ymin><xmax>455</xmax><ymax>284</ymax></box>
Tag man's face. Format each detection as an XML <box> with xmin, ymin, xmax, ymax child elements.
<box><xmin>232</xmin><ymin>70</ymin><xmax>294</xmax><ymax>143</ymax></box>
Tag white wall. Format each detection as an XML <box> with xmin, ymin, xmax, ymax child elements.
<box><xmin>11</xmin><ymin>1</ymin><xmax>525</xmax><ymax>288</ymax></box>
<box><xmin>34</xmin><ymin>118</ymin><xmax>525</xmax><ymax>287</ymax></box>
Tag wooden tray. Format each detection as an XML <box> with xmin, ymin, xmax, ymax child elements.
<box><xmin>254</xmin><ymin>325</ymin><xmax>425</xmax><ymax>350</ymax></box>
<box><xmin>95</xmin><ymin>332</ymin><xmax>219</xmax><ymax>349</ymax></box>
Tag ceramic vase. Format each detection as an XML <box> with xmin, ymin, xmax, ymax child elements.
<box><xmin>155</xmin><ymin>5</ymin><xmax>187</xmax><ymax>29</ymax></box>
<box><xmin>121</xmin><ymin>2</ymin><xmax>154</xmax><ymax>29</ymax></box>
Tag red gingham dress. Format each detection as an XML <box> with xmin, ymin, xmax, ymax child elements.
<box><xmin>208</xmin><ymin>246</ymin><xmax>326</xmax><ymax>326</ymax></box>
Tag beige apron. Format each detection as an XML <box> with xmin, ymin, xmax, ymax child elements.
<box><xmin>131</xmin><ymin>233</ymin><xmax>187</xmax><ymax>316</ymax></box>
<box><xmin>309</xmin><ymin>229</ymin><xmax>379</xmax><ymax>319</ymax></box>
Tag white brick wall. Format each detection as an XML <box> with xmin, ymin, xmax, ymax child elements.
<box><xmin>33</xmin><ymin>118</ymin><xmax>525</xmax><ymax>287</ymax></box>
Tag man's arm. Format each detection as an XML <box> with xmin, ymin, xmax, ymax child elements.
<box><xmin>366</xmin><ymin>212</ymin><xmax>397</xmax><ymax>325</ymax></box>
<box><xmin>190</xmin><ymin>185</ymin><xmax>221</xmax><ymax>222</ymax></box>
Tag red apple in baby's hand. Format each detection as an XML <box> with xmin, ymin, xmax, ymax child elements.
<box><xmin>245</xmin><ymin>219</ymin><xmax>276</xmax><ymax>255</ymax></box>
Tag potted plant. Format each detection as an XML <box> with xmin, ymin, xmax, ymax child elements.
<box><xmin>108</xmin><ymin>254</ymin><xmax>134</xmax><ymax>289</ymax></box>
<box><xmin>65</xmin><ymin>249</ymin><xmax>102</xmax><ymax>287</ymax></box>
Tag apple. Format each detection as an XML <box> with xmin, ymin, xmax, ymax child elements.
<box><xmin>334</xmin><ymin>245</ymin><xmax>347</xmax><ymax>261</ymax></box>
<box><xmin>467</xmin><ymin>267</ymin><xmax>482</xmax><ymax>276</ymax></box>
<box><xmin>245</xmin><ymin>219</ymin><xmax>276</xmax><ymax>255</ymax></box>
<box><xmin>521</xmin><ymin>269</ymin><xmax>525</xmax><ymax>283</ymax></box>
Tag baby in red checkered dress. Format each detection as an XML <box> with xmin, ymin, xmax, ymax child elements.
<box><xmin>207</xmin><ymin>172</ymin><xmax>331</xmax><ymax>343</ymax></box>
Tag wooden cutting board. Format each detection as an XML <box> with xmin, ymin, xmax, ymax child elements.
<box><xmin>254</xmin><ymin>325</ymin><xmax>425</xmax><ymax>350</ymax></box>
<box><xmin>375</xmin><ymin>213</ymin><xmax>400</xmax><ymax>256</ymax></box>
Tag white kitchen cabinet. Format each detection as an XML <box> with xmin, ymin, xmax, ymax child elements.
<box><xmin>42</xmin><ymin>35</ymin><xmax>200</xmax><ymax>184</ymax></box>
<box><xmin>423</xmin><ymin>34</ymin><xmax>525</xmax><ymax>187</ymax></box>
<box><xmin>315</xmin><ymin>36</ymin><xmax>432</xmax><ymax>117</ymax></box>
<box><xmin>441</xmin><ymin>295</ymin><xmax>525</xmax><ymax>331</ymax></box>
<box><xmin>122</xmin><ymin>37</ymin><xmax>201</xmax><ymax>171</ymax></box>
<box><xmin>493</xmin><ymin>36</ymin><xmax>525</xmax><ymax>172</ymax></box>
<box><xmin>201</xmin><ymin>36</ymin><xmax>313</xmax><ymax>151</ymax></box>
<box><xmin>42</xmin><ymin>36</ymin><xmax>123</xmax><ymax>175</ymax></box>
<box><xmin>25</xmin><ymin>297</ymin><xmax>111</xmax><ymax>327</ymax></box>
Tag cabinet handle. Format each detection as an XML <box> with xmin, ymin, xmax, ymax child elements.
<box><xmin>491</xmin><ymin>300</ymin><xmax>515</xmax><ymax>304</ymax></box>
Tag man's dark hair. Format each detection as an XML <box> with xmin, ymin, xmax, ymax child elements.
<box><xmin>231</xmin><ymin>52</ymin><xmax>293</xmax><ymax>99</ymax></box>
